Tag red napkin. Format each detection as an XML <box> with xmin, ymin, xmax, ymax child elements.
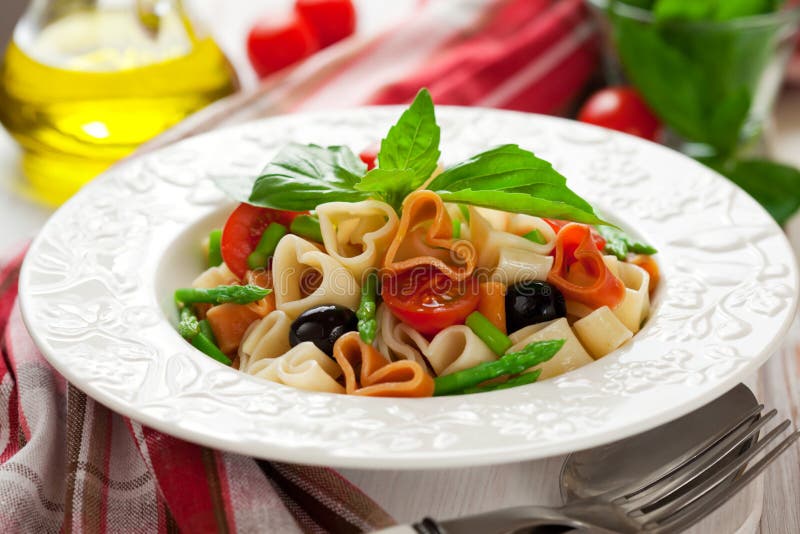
<box><xmin>0</xmin><ymin>1</ymin><xmax>598</xmax><ymax>531</ymax></box>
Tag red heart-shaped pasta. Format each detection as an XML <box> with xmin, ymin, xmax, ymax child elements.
<box><xmin>383</xmin><ymin>190</ymin><xmax>476</xmax><ymax>280</ymax></box>
<box><xmin>333</xmin><ymin>332</ymin><xmax>434</xmax><ymax>397</ymax></box>
<box><xmin>548</xmin><ymin>223</ymin><xmax>625</xmax><ymax>309</ymax></box>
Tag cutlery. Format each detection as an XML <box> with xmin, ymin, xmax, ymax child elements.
<box><xmin>377</xmin><ymin>384</ymin><xmax>799</xmax><ymax>533</ymax></box>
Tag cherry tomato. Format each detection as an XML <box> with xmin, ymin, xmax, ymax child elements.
<box><xmin>295</xmin><ymin>0</ymin><xmax>356</xmax><ymax>48</ymax></box>
<box><xmin>358</xmin><ymin>144</ymin><xmax>378</xmax><ymax>170</ymax></box>
<box><xmin>381</xmin><ymin>267</ymin><xmax>480</xmax><ymax>336</ymax></box>
<box><xmin>543</xmin><ymin>219</ymin><xmax>606</xmax><ymax>251</ymax></box>
<box><xmin>221</xmin><ymin>203</ymin><xmax>305</xmax><ymax>278</ymax></box>
<box><xmin>247</xmin><ymin>11</ymin><xmax>319</xmax><ymax>79</ymax></box>
<box><xmin>577</xmin><ymin>87</ymin><xmax>661</xmax><ymax>141</ymax></box>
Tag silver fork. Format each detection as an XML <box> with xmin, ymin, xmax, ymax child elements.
<box><xmin>379</xmin><ymin>400</ymin><xmax>799</xmax><ymax>533</ymax></box>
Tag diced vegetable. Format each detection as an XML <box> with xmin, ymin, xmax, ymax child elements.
<box><xmin>208</xmin><ymin>229</ymin><xmax>223</xmax><ymax>267</ymax></box>
<box><xmin>205</xmin><ymin>303</ymin><xmax>263</xmax><ymax>355</ymax></box>
<box><xmin>174</xmin><ymin>285</ymin><xmax>271</xmax><ymax>305</ymax></box>
<box><xmin>477</xmin><ymin>281</ymin><xmax>507</xmax><ymax>334</ymax></box>
<box><xmin>433</xmin><ymin>339</ymin><xmax>564</xmax><ymax>396</ymax></box>
<box><xmin>465</xmin><ymin>311</ymin><xmax>512</xmax><ymax>356</ymax></box>
<box><xmin>596</xmin><ymin>225</ymin><xmax>657</xmax><ymax>260</ymax></box>
<box><xmin>452</xmin><ymin>218</ymin><xmax>461</xmax><ymax>239</ymax></box>
<box><xmin>290</xmin><ymin>214</ymin><xmax>324</xmax><ymax>243</ymax></box>
<box><xmin>357</xmin><ymin>270</ymin><xmax>379</xmax><ymax>343</ymax></box>
<box><xmin>247</xmin><ymin>222</ymin><xmax>287</xmax><ymax>269</ymax></box>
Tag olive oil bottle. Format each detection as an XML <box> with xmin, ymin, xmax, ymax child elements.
<box><xmin>0</xmin><ymin>1</ymin><xmax>238</xmax><ymax>205</ymax></box>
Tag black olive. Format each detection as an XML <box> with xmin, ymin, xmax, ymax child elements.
<box><xmin>290</xmin><ymin>305</ymin><xmax>358</xmax><ymax>356</ymax></box>
<box><xmin>505</xmin><ymin>280</ymin><xmax>566</xmax><ymax>333</ymax></box>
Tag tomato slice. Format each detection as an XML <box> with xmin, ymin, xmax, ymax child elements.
<box><xmin>543</xmin><ymin>219</ymin><xmax>606</xmax><ymax>252</ymax></box>
<box><xmin>381</xmin><ymin>267</ymin><xmax>480</xmax><ymax>336</ymax></box>
<box><xmin>221</xmin><ymin>204</ymin><xmax>305</xmax><ymax>278</ymax></box>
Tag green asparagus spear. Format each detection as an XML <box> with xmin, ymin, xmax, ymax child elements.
<box><xmin>207</xmin><ymin>229</ymin><xmax>223</xmax><ymax>267</ymax></box>
<box><xmin>433</xmin><ymin>339</ymin><xmax>564</xmax><ymax>396</ymax></box>
<box><xmin>176</xmin><ymin>304</ymin><xmax>231</xmax><ymax>365</ymax></box>
<box><xmin>174</xmin><ymin>284</ymin><xmax>270</xmax><ymax>305</ymax></box>
<box><xmin>178</xmin><ymin>306</ymin><xmax>200</xmax><ymax>338</ymax></box>
<box><xmin>247</xmin><ymin>222</ymin><xmax>287</xmax><ymax>269</ymax></box>
<box><xmin>357</xmin><ymin>270</ymin><xmax>379</xmax><ymax>343</ymax></box>
<box><xmin>465</xmin><ymin>311</ymin><xmax>512</xmax><ymax>355</ymax></box>
<box><xmin>462</xmin><ymin>370</ymin><xmax>542</xmax><ymax>394</ymax></box>
<box><xmin>290</xmin><ymin>214</ymin><xmax>324</xmax><ymax>243</ymax></box>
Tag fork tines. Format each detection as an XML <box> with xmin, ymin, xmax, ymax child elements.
<box><xmin>613</xmin><ymin>404</ymin><xmax>799</xmax><ymax>532</ymax></box>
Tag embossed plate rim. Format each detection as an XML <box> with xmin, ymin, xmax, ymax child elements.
<box><xmin>18</xmin><ymin>106</ymin><xmax>800</xmax><ymax>469</ymax></box>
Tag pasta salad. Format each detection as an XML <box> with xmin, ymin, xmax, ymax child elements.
<box><xmin>173</xmin><ymin>89</ymin><xmax>658</xmax><ymax>398</ymax></box>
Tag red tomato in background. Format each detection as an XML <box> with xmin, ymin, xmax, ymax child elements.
<box><xmin>296</xmin><ymin>0</ymin><xmax>357</xmax><ymax>48</ymax></box>
<box><xmin>358</xmin><ymin>144</ymin><xmax>379</xmax><ymax>170</ymax></box>
<box><xmin>221</xmin><ymin>203</ymin><xmax>306</xmax><ymax>278</ymax></box>
<box><xmin>247</xmin><ymin>11</ymin><xmax>319</xmax><ymax>79</ymax></box>
<box><xmin>543</xmin><ymin>219</ymin><xmax>606</xmax><ymax>252</ymax></box>
<box><xmin>577</xmin><ymin>87</ymin><xmax>661</xmax><ymax>141</ymax></box>
<box><xmin>381</xmin><ymin>268</ymin><xmax>480</xmax><ymax>336</ymax></box>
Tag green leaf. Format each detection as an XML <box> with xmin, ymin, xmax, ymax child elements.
<box><xmin>713</xmin><ymin>0</ymin><xmax>776</xmax><ymax>20</ymax></box>
<box><xmin>707</xmin><ymin>88</ymin><xmax>750</xmax><ymax>156</ymax></box>
<box><xmin>376</xmin><ymin>88</ymin><xmax>440</xmax><ymax>188</ymax></box>
<box><xmin>354</xmin><ymin>168</ymin><xmax>418</xmax><ymax>211</ymax></box>
<box><xmin>614</xmin><ymin>15</ymin><xmax>708</xmax><ymax>143</ymax></box>
<box><xmin>426</xmin><ymin>145</ymin><xmax>566</xmax><ymax>192</ymax></box>
<box><xmin>703</xmin><ymin>158</ymin><xmax>800</xmax><ymax>225</ymax></box>
<box><xmin>248</xmin><ymin>143</ymin><xmax>370</xmax><ymax>210</ymax></box>
<box><xmin>435</xmin><ymin>189</ymin><xmax>606</xmax><ymax>225</ymax></box>
<box><xmin>653</xmin><ymin>0</ymin><xmax>718</xmax><ymax>22</ymax></box>
<box><xmin>596</xmin><ymin>226</ymin><xmax>657</xmax><ymax>260</ymax></box>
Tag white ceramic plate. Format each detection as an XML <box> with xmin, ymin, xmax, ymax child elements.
<box><xmin>19</xmin><ymin>107</ymin><xmax>799</xmax><ymax>469</ymax></box>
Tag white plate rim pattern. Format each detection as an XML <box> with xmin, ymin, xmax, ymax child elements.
<box><xmin>18</xmin><ymin>106</ymin><xmax>800</xmax><ymax>469</ymax></box>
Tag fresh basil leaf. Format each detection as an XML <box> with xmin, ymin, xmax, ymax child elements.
<box><xmin>248</xmin><ymin>143</ymin><xmax>370</xmax><ymax>210</ymax></box>
<box><xmin>435</xmin><ymin>189</ymin><xmax>606</xmax><ymax>225</ymax></box>
<box><xmin>376</xmin><ymin>88</ymin><xmax>440</xmax><ymax>187</ymax></box>
<box><xmin>596</xmin><ymin>226</ymin><xmax>657</xmax><ymax>260</ymax></box>
<box><xmin>509</xmin><ymin>184</ymin><xmax>596</xmax><ymax>217</ymax></box>
<box><xmin>703</xmin><ymin>158</ymin><xmax>800</xmax><ymax>225</ymax></box>
<box><xmin>426</xmin><ymin>145</ymin><xmax>566</xmax><ymax>192</ymax></box>
<box><xmin>354</xmin><ymin>168</ymin><xmax>417</xmax><ymax>211</ymax></box>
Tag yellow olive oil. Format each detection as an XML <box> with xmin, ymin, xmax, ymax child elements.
<box><xmin>0</xmin><ymin>9</ymin><xmax>238</xmax><ymax>205</ymax></box>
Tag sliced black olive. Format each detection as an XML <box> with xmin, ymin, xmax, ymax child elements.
<box><xmin>290</xmin><ymin>304</ymin><xmax>358</xmax><ymax>356</ymax></box>
<box><xmin>505</xmin><ymin>280</ymin><xmax>566</xmax><ymax>333</ymax></box>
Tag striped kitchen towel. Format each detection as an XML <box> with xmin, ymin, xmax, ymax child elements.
<box><xmin>1</xmin><ymin>0</ymin><xmax>598</xmax><ymax>532</ymax></box>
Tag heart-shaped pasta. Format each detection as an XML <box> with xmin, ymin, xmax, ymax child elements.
<box><xmin>238</xmin><ymin>310</ymin><xmax>293</xmax><ymax>371</ymax></box>
<box><xmin>547</xmin><ymin>223</ymin><xmax>625</xmax><ymax>309</ymax></box>
<box><xmin>248</xmin><ymin>341</ymin><xmax>344</xmax><ymax>394</ymax></box>
<box><xmin>508</xmin><ymin>318</ymin><xmax>594</xmax><ymax>379</ymax></box>
<box><xmin>384</xmin><ymin>190</ymin><xmax>476</xmax><ymax>280</ymax></box>
<box><xmin>425</xmin><ymin>325</ymin><xmax>497</xmax><ymax>376</ymax></box>
<box><xmin>469</xmin><ymin>207</ymin><xmax>556</xmax><ymax>270</ymax></box>
<box><xmin>317</xmin><ymin>200</ymin><xmax>399</xmax><ymax>279</ymax></box>
<box><xmin>333</xmin><ymin>332</ymin><xmax>434</xmax><ymax>397</ymax></box>
<box><xmin>272</xmin><ymin>235</ymin><xmax>360</xmax><ymax>318</ymax></box>
<box><xmin>375</xmin><ymin>303</ymin><xmax>430</xmax><ymax>368</ymax></box>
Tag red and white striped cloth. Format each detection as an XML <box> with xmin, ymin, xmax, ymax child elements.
<box><xmin>1</xmin><ymin>1</ymin><xmax>598</xmax><ymax>532</ymax></box>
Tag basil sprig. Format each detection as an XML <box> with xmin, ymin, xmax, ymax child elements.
<box><xmin>213</xmin><ymin>89</ymin><xmax>606</xmax><ymax>225</ymax></box>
